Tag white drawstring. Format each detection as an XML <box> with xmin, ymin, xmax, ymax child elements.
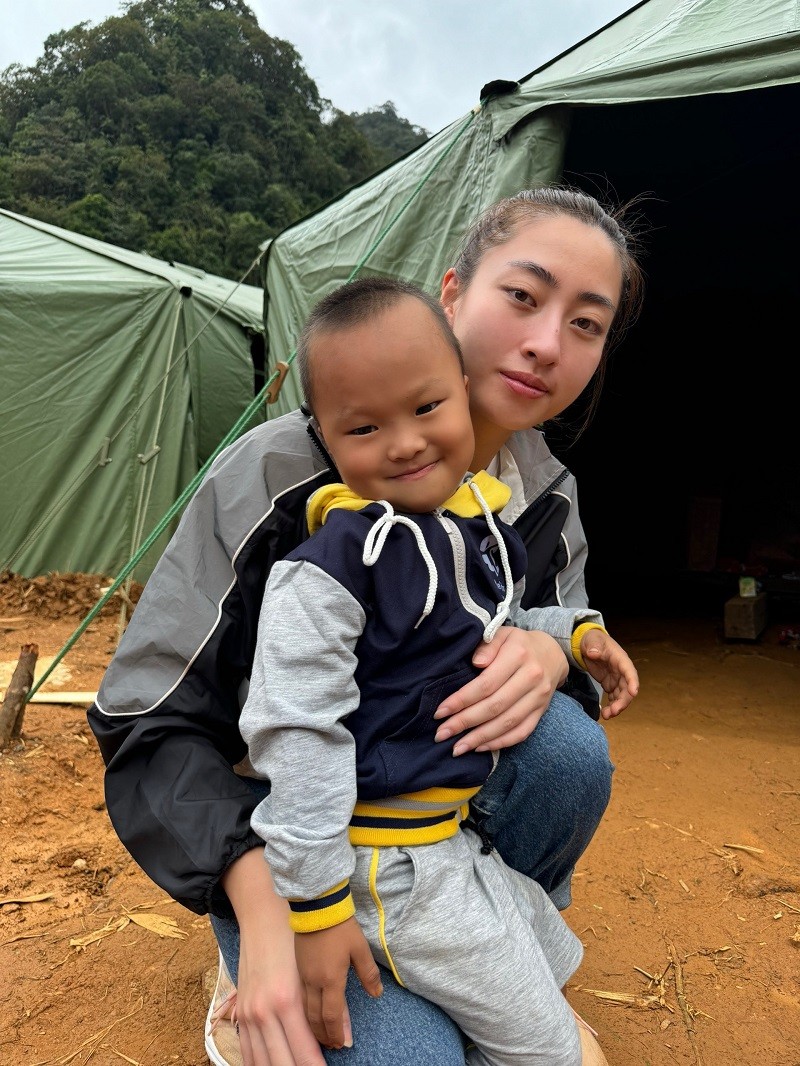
<box><xmin>363</xmin><ymin>486</ymin><xmax>513</xmax><ymax>637</ymax></box>
<box><xmin>468</xmin><ymin>481</ymin><xmax>515</xmax><ymax>642</ymax></box>
<box><xmin>362</xmin><ymin>502</ymin><xmax>438</xmax><ymax>628</ymax></box>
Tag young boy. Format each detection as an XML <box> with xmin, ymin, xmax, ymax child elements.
<box><xmin>239</xmin><ymin>277</ymin><xmax>636</xmax><ymax>1065</ymax></box>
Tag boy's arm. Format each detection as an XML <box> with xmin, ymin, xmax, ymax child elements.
<box><xmin>509</xmin><ymin>586</ymin><xmax>638</xmax><ymax>718</ymax></box>
<box><xmin>575</xmin><ymin>627</ymin><xmax>640</xmax><ymax>720</ymax></box>
<box><xmin>295</xmin><ymin>918</ymin><xmax>383</xmax><ymax>1048</ymax></box>
<box><xmin>507</xmin><ymin>582</ymin><xmax>635</xmax><ymax>716</ymax></box>
<box><xmin>239</xmin><ymin>558</ymin><xmax>365</xmax><ymax>926</ymax></box>
<box><xmin>239</xmin><ymin>557</ymin><xmax>382</xmax><ymax>1046</ymax></box>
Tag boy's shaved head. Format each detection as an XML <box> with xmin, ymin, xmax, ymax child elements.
<box><xmin>298</xmin><ymin>276</ymin><xmax>464</xmax><ymax>414</ymax></box>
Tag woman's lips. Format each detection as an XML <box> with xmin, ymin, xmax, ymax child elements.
<box><xmin>500</xmin><ymin>371</ymin><xmax>548</xmax><ymax>398</ymax></box>
<box><xmin>391</xmin><ymin>461</ymin><xmax>438</xmax><ymax>481</ymax></box>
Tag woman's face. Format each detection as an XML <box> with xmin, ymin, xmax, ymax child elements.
<box><xmin>441</xmin><ymin>215</ymin><xmax>623</xmax><ymax>446</ymax></box>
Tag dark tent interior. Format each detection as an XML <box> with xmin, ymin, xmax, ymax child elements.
<box><xmin>549</xmin><ymin>83</ymin><xmax>800</xmax><ymax>627</ymax></box>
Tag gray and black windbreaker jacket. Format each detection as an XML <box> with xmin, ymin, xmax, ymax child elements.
<box><xmin>87</xmin><ymin>408</ymin><xmax>601</xmax><ymax>917</ymax></box>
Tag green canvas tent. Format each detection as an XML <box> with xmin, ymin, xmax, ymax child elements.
<box><xmin>261</xmin><ymin>0</ymin><xmax>800</xmax><ymax>612</ymax></box>
<box><xmin>0</xmin><ymin>209</ymin><xmax>266</xmax><ymax>579</ymax></box>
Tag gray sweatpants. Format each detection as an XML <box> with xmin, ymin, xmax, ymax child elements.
<box><xmin>349</xmin><ymin>827</ymin><xmax>584</xmax><ymax>1066</ymax></box>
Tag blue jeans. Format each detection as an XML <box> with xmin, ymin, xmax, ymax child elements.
<box><xmin>211</xmin><ymin>690</ymin><xmax>613</xmax><ymax>1065</ymax></box>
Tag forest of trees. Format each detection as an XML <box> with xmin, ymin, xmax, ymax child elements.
<box><xmin>0</xmin><ymin>0</ymin><xmax>428</xmax><ymax>281</ymax></box>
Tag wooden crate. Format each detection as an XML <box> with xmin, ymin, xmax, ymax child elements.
<box><xmin>724</xmin><ymin>593</ymin><xmax>767</xmax><ymax>641</ymax></box>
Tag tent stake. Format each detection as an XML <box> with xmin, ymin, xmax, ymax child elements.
<box><xmin>0</xmin><ymin>643</ymin><xmax>38</xmax><ymax>749</ymax></box>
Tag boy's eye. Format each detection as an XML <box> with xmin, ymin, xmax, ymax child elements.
<box><xmin>349</xmin><ymin>424</ymin><xmax>376</xmax><ymax>436</ymax></box>
<box><xmin>416</xmin><ymin>400</ymin><xmax>440</xmax><ymax>416</ymax></box>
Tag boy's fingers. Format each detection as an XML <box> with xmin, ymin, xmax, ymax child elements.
<box><xmin>352</xmin><ymin>942</ymin><xmax>383</xmax><ymax>998</ymax></box>
<box><xmin>342</xmin><ymin>1003</ymin><xmax>354</xmax><ymax>1049</ymax></box>
<box><xmin>304</xmin><ymin>986</ymin><xmax>326</xmax><ymax>1046</ymax></box>
<box><xmin>321</xmin><ymin>986</ymin><xmax>347</xmax><ymax>1048</ymax></box>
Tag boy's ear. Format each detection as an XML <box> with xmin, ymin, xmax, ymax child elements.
<box><xmin>310</xmin><ymin>415</ymin><xmax>326</xmax><ymax>442</ymax></box>
<box><xmin>463</xmin><ymin>374</ymin><xmax>470</xmax><ymax>396</ymax></box>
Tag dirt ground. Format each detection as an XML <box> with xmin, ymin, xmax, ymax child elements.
<box><xmin>1</xmin><ymin>572</ymin><xmax>799</xmax><ymax>1066</ymax></box>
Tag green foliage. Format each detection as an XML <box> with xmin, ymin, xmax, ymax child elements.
<box><xmin>0</xmin><ymin>0</ymin><xmax>428</xmax><ymax>282</ymax></box>
<box><xmin>349</xmin><ymin>101</ymin><xmax>429</xmax><ymax>165</ymax></box>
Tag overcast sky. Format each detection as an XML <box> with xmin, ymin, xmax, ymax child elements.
<box><xmin>0</xmin><ymin>1</ymin><xmax>635</xmax><ymax>133</ymax></box>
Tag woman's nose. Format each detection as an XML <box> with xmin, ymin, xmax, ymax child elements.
<box><xmin>523</xmin><ymin>318</ymin><xmax>561</xmax><ymax>365</ymax></box>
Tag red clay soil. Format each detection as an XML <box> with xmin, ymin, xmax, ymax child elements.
<box><xmin>1</xmin><ymin>574</ymin><xmax>799</xmax><ymax>1066</ymax></box>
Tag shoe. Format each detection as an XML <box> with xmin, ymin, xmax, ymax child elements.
<box><xmin>205</xmin><ymin>948</ymin><xmax>242</xmax><ymax>1066</ymax></box>
<box><xmin>573</xmin><ymin>1009</ymin><xmax>609</xmax><ymax>1065</ymax></box>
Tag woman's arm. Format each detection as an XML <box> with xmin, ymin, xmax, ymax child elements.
<box><xmin>433</xmin><ymin>459</ymin><xmax>599</xmax><ymax>753</ymax></box>
<box><xmin>88</xmin><ymin>698</ymin><xmax>266</xmax><ymax>915</ymax></box>
<box><xmin>436</xmin><ymin>445</ymin><xmax>604</xmax><ymax>748</ymax></box>
<box><xmin>87</xmin><ymin>412</ymin><xmax>333</xmax><ymax>916</ymax></box>
<box><xmin>222</xmin><ymin>848</ymin><xmax>328</xmax><ymax>1066</ymax></box>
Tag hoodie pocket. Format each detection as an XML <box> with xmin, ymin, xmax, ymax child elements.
<box><xmin>376</xmin><ymin>666</ymin><xmax>492</xmax><ymax>795</ymax></box>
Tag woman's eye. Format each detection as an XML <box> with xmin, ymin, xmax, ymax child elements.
<box><xmin>509</xmin><ymin>288</ymin><xmax>534</xmax><ymax>305</ymax></box>
<box><xmin>574</xmin><ymin>317</ymin><xmax>601</xmax><ymax>335</ymax></box>
<box><xmin>349</xmin><ymin>424</ymin><xmax>376</xmax><ymax>436</ymax></box>
<box><xmin>416</xmin><ymin>400</ymin><xmax>440</xmax><ymax>416</ymax></box>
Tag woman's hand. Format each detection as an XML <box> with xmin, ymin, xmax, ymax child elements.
<box><xmin>222</xmin><ymin>849</ymin><xmax>327</xmax><ymax>1066</ymax></box>
<box><xmin>433</xmin><ymin>627</ymin><xmax>569</xmax><ymax>754</ymax></box>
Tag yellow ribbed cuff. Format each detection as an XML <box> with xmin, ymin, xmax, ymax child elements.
<box><xmin>570</xmin><ymin>622</ymin><xmax>607</xmax><ymax>670</ymax></box>
<box><xmin>288</xmin><ymin>881</ymin><xmax>355</xmax><ymax>933</ymax></box>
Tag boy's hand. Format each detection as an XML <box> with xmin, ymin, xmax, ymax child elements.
<box><xmin>295</xmin><ymin>917</ymin><xmax>383</xmax><ymax>1049</ymax></box>
<box><xmin>580</xmin><ymin>630</ymin><xmax>639</xmax><ymax>720</ymax></box>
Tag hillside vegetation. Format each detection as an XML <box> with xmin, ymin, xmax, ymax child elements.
<box><xmin>0</xmin><ymin>0</ymin><xmax>428</xmax><ymax>280</ymax></box>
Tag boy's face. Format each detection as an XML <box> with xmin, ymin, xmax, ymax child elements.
<box><xmin>311</xmin><ymin>296</ymin><xmax>474</xmax><ymax>513</ymax></box>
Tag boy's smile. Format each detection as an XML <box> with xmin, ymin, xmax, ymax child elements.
<box><xmin>390</xmin><ymin>460</ymin><xmax>440</xmax><ymax>482</ymax></box>
<box><xmin>309</xmin><ymin>295</ymin><xmax>474</xmax><ymax>514</ymax></box>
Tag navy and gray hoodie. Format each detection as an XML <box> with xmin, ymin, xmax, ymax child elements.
<box><xmin>238</xmin><ymin>471</ymin><xmax>602</xmax><ymax>932</ymax></box>
<box><xmin>88</xmin><ymin>408</ymin><xmax>603</xmax><ymax>917</ymax></box>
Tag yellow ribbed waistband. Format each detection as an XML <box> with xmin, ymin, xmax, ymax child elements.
<box><xmin>349</xmin><ymin>786</ymin><xmax>479</xmax><ymax>847</ymax></box>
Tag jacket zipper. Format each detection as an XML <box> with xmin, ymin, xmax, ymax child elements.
<box><xmin>305</xmin><ymin>416</ymin><xmax>339</xmax><ymax>475</ymax></box>
<box><xmin>521</xmin><ymin>468</ymin><xmax>570</xmax><ymax>517</ymax></box>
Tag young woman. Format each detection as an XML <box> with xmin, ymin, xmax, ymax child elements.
<box><xmin>88</xmin><ymin>186</ymin><xmax>644</xmax><ymax>1066</ymax></box>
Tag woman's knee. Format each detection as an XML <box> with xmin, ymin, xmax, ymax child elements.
<box><xmin>533</xmin><ymin>691</ymin><xmax>614</xmax><ymax>810</ymax></box>
<box><xmin>471</xmin><ymin>691</ymin><xmax>614</xmax><ymax>896</ymax></box>
<box><xmin>210</xmin><ymin>922</ymin><xmax>465</xmax><ymax>1065</ymax></box>
<box><xmin>479</xmin><ymin>691</ymin><xmax>613</xmax><ymax>821</ymax></box>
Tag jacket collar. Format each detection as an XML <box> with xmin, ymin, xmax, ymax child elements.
<box><xmin>306</xmin><ymin>469</ymin><xmax>511</xmax><ymax>533</ymax></box>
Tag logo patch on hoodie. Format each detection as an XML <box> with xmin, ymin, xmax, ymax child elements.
<box><xmin>479</xmin><ymin>534</ymin><xmax>506</xmax><ymax>594</ymax></box>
